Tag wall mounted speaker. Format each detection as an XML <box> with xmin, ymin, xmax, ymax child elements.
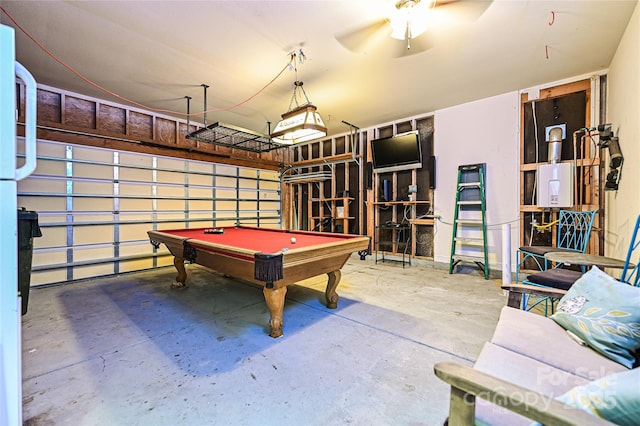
<box><xmin>428</xmin><ymin>155</ymin><xmax>436</xmax><ymax>189</ymax></box>
<box><xmin>608</xmin><ymin>137</ymin><xmax>623</xmax><ymax>168</ymax></box>
<box><xmin>383</xmin><ymin>179</ymin><xmax>391</xmax><ymax>202</ymax></box>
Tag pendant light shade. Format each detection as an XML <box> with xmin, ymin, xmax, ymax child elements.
<box><xmin>271</xmin><ymin>80</ymin><xmax>327</xmax><ymax>145</ymax></box>
<box><xmin>271</xmin><ymin>103</ymin><xmax>327</xmax><ymax>145</ymax></box>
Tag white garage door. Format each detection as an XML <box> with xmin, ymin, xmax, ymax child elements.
<box><xmin>18</xmin><ymin>139</ymin><xmax>281</xmax><ymax>286</ymax></box>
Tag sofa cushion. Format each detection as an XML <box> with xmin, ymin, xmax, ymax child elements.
<box><xmin>551</xmin><ymin>266</ymin><xmax>640</xmax><ymax>368</ymax></box>
<box><xmin>474</xmin><ymin>342</ymin><xmax>589</xmax><ymax>426</ymax></box>
<box><xmin>556</xmin><ymin>368</ymin><xmax>640</xmax><ymax>426</ymax></box>
<box><xmin>491</xmin><ymin>306</ymin><xmax>625</xmax><ymax>380</ymax></box>
<box><xmin>526</xmin><ymin>268</ymin><xmax>583</xmax><ymax>290</ymax></box>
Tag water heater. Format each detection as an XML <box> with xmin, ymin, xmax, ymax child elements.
<box><xmin>537</xmin><ymin>162</ymin><xmax>574</xmax><ymax>207</ymax></box>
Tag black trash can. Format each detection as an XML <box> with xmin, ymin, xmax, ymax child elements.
<box><xmin>18</xmin><ymin>208</ymin><xmax>42</xmax><ymax>315</ymax></box>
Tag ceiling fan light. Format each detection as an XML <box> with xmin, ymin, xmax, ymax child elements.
<box><xmin>390</xmin><ymin>8</ymin><xmax>410</xmax><ymax>39</ymax></box>
<box><xmin>408</xmin><ymin>12</ymin><xmax>430</xmax><ymax>38</ymax></box>
<box><xmin>390</xmin><ymin>0</ymin><xmax>432</xmax><ymax>40</ymax></box>
<box><xmin>390</xmin><ymin>25</ymin><xmax>407</xmax><ymax>40</ymax></box>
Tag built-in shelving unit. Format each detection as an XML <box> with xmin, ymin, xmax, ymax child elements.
<box><xmin>309</xmin><ymin>196</ymin><xmax>355</xmax><ymax>233</ymax></box>
<box><xmin>283</xmin><ymin>133</ymin><xmax>364</xmax><ymax>235</ymax></box>
<box><xmin>282</xmin><ymin>114</ymin><xmax>436</xmax><ymax>261</ymax></box>
<box><xmin>372</xmin><ymin>199</ymin><xmax>433</xmax><ymax>260</ymax></box>
<box><xmin>367</xmin><ymin>116</ymin><xmax>436</xmax><ymax>260</ymax></box>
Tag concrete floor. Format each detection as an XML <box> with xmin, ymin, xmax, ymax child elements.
<box><xmin>21</xmin><ymin>256</ymin><xmax>508</xmax><ymax>426</ymax></box>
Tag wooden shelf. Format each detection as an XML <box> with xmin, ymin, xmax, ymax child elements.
<box><xmin>411</xmin><ymin>218</ymin><xmax>435</xmax><ymax>225</ymax></box>
<box><xmin>520</xmin><ymin>158</ymin><xmax>601</xmax><ymax>172</ymax></box>
<box><xmin>293</xmin><ymin>153</ymin><xmax>359</xmax><ymax>167</ymax></box>
<box><xmin>309</xmin><ymin>197</ymin><xmax>354</xmax><ymax>202</ymax></box>
<box><xmin>373</xmin><ymin>200</ymin><xmax>430</xmax><ymax>206</ymax></box>
<box><xmin>307</xmin><ymin>196</ymin><xmax>356</xmax><ymax>235</ymax></box>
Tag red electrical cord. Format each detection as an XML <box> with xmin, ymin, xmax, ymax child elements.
<box><xmin>0</xmin><ymin>5</ymin><xmax>293</xmax><ymax>118</ymax></box>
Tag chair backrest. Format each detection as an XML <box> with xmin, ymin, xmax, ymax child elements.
<box><xmin>620</xmin><ymin>214</ymin><xmax>640</xmax><ymax>286</ymax></box>
<box><xmin>556</xmin><ymin>209</ymin><xmax>598</xmax><ymax>252</ymax></box>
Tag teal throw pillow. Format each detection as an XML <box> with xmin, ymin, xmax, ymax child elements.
<box><xmin>556</xmin><ymin>368</ymin><xmax>640</xmax><ymax>426</ymax></box>
<box><xmin>551</xmin><ymin>266</ymin><xmax>640</xmax><ymax>368</ymax></box>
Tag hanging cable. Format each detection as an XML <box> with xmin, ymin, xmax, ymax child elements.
<box><xmin>0</xmin><ymin>5</ymin><xmax>293</xmax><ymax>118</ymax></box>
<box><xmin>529</xmin><ymin>100</ymin><xmax>540</xmax><ymax>245</ymax></box>
<box><xmin>531</xmin><ymin>219</ymin><xmax>558</xmax><ymax>232</ymax></box>
<box><xmin>284</xmin><ymin>49</ymin><xmax>314</xmax><ymax>112</ymax></box>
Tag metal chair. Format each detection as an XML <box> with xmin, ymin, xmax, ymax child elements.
<box><xmin>524</xmin><ymin>213</ymin><xmax>640</xmax><ymax>315</ymax></box>
<box><xmin>620</xmin><ymin>214</ymin><xmax>640</xmax><ymax>286</ymax></box>
<box><xmin>515</xmin><ymin>209</ymin><xmax>597</xmax><ymax>283</ymax></box>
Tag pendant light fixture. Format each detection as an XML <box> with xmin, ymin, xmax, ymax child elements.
<box><xmin>271</xmin><ymin>50</ymin><xmax>327</xmax><ymax>145</ymax></box>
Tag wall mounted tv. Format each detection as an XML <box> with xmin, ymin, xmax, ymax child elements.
<box><xmin>371</xmin><ymin>131</ymin><xmax>423</xmax><ymax>174</ymax></box>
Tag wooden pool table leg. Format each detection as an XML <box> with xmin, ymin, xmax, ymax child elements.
<box><xmin>263</xmin><ymin>285</ymin><xmax>287</xmax><ymax>338</ymax></box>
<box><xmin>170</xmin><ymin>257</ymin><xmax>188</xmax><ymax>289</ymax></box>
<box><xmin>325</xmin><ymin>270</ymin><xmax>341</xmax><ymax>309</ymax></box>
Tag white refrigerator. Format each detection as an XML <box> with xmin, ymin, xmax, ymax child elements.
<box><xmin>0</xmin><ymin>23</ymin><xmax>37</xmax><ymax>426</ymax></box>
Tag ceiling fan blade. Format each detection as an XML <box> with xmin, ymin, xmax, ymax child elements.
<box><xmin>337</xmin><ymin>0</ymin><xmax>493</xmax><ymax>58</ymax></box>
<box><xmin>335</xmin><ymin>18</ymin><xmax>389</xmax><ymax>54</ymax></box>
<box><xmin>430</xmin><ymin>0</ymin><xmax>493</xmax><ymax>27</ymax></box>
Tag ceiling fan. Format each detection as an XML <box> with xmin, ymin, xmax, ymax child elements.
<box><xmin>336</xmin><ymin>0</ymin><xmax>492</xmax><ymax>57</ymax></box>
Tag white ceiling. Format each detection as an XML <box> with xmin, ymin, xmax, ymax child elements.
<box><xmin>1</xmin><ymin>0</ymin><xmax>637</xmax><ymax>139</ymax></box>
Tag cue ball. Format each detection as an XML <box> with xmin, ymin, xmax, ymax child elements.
<box><xmin>290</xmin><ymin>237</ymin><xmax>297</xmax><ymax>244</ymax></box>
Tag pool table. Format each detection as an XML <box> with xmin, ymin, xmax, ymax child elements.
<box><xmin>148</xmin><ymin>226</ymin><xmax>370</xmax><ymax>337</ymax></box>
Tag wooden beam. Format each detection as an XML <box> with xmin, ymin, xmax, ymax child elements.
<box><xmin>292</xmin><ymin>152</ymin><xmax>356</xmax><ymax>167</ymax></box>
<box><xmin>18</xmin><ymin>83</ymin><xmax>289</xmax><ymax>170</ymax></box>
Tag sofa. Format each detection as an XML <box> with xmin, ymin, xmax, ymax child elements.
<box><xmin>435</xmin><ymin>268</ymin><xmax>640</xmax><ymax>426</ymax></box>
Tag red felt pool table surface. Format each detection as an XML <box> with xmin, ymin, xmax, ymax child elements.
<box><xmin>147</xmin><ymin>226</ymin><xmax>370</xmax><ymax>337</ymax></box>
<box><xmin>160</xmin><ymin>226</ymin><xmax>354</xmax><ymax>254</ymax></box>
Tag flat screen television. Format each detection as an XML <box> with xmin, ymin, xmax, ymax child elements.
<box><xmin>371</xmin><ymin>131</ymin><xmax>423</xmax><ymax>174</ymax></box>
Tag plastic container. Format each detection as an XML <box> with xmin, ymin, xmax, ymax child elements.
<box><xmin>18</xmin><ymin>208</ymin><xmax>42</xmax><ymax>315</ymax></box>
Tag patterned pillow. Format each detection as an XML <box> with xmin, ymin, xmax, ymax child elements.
<box><xmin>556</xmin><ymin>368</ymin><xmax>640</xmax><ymax>426</ymax></box>
<box><xmin>551</xmin><ymin>266</ymin><xmax>640</xmax><ymax>368</ymax></box>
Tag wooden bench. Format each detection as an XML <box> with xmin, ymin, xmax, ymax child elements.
<box><xmin>434</xmin><ymin>284</ymin><xmax>624</xmax><ymax>426</ymax></box>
